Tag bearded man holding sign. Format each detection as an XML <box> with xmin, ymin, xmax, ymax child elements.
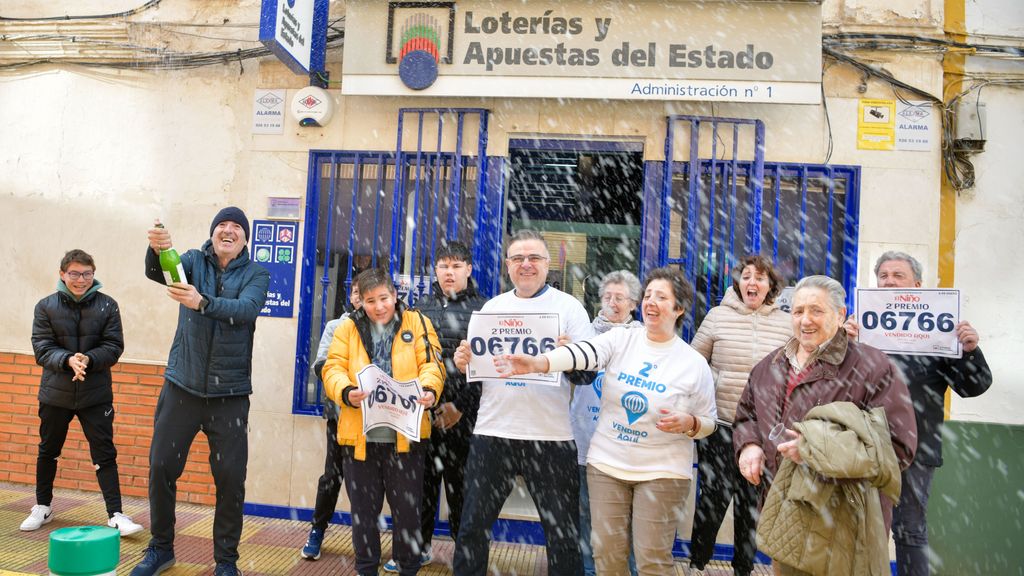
<box><xmin>845</xmin><ymin>252</ymin><xmax>992</xmax><ymax>576</ymax></box>
<box><xmin>321</xmin><ymin>268</ymin><xmax>443</xmax><ymax>576</ymax></box>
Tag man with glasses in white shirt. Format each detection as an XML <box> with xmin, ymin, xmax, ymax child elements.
<box><xmin>451</xmin><ymin>230</ymin><xmax>594</xmax><ymax>576</ymax></box>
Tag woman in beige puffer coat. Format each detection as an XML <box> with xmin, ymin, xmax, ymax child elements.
<box><xmin>687</xmin><ymin>255</ymin><xmax>792</xmax><ymax>576</ymax></box>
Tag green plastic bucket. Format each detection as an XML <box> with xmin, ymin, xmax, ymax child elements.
<box><xmin>48</xmin><ymin>526</ymin><xmax>120</xmax><ymax>576</ymax></box>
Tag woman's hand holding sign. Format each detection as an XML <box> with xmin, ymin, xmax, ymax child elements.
<box><xmin>493</xmin><ymin>353</ymin><xmax>550</xmax><ymax>377</ymax></box>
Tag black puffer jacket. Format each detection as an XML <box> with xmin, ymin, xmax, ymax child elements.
<box><xmin>890</xmin><ymin>350</ymin><xmax>991</xmax><ymax>467</ymax></box>
<box><xmin>32</xmin><ymin>282</ymin><xmax>124</xmax><ymax>409</ymax></box>
<box><xmin>415</xmin><ymin>280</ymin><xmax>487</xmax><ymax>426</ymax></box>
<box><xmin>145</xmin><ymin>241</ymin><xmax>270</xmax><ymax>398</ymax></box>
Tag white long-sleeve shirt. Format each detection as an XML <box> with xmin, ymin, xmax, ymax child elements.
<box><xmin>546</xmin><ymin>327</ymin><xmax>716</xmax><ymax>480</ymax></box>
<box><xmin>569</xmin><ymin>317</ymin><xmax>644</xmax><ymax>466</ymax></box>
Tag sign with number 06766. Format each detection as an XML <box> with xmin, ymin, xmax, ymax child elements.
<box><xmin>355</xmin><ymin>364</ymin><xmax>425</xmax><ymax>441</ymax></box>
<box><xmin>855</xmin><ymin>289</ymin><xmax>961</xmax><ymax>358</ymax></box>
<box><xmin>466</xmin><ymin>312</ymin><xmax>561</xmax><ymax>385</ymax></box>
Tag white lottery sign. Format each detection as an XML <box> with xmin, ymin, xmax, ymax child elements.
<box><xmin>855</xmin><ymin>289</ymin><xmax>961</xmax><ymax>358</ymax></box>
<box><xmin>466</xmin><ymin>312</ymin><xmax>560</xmax><ymax>385</ymax></box>
<box><xmin>355</xmin><ymin>364</ymin><xmax>425</xmax><ymax>441</ymax></box>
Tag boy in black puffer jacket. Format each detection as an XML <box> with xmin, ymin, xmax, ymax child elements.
<box><xmin>25</xmin><ymin>249</ymin><xmax>142</xmax><ymax>537</ymax></box>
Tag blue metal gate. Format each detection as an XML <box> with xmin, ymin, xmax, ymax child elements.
<box><xmin>643</xmin><ymin>115</ymin><xmax>860</xmax><ymax>337</ymax></box>
<box><xmin>292</xmin><ymin>108</ymin><xmax>491</xmax><ymax>414</ymax></box>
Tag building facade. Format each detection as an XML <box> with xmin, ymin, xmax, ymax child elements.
<box><xmin>1</xmin><ymin>0</ymin><xmax>1020</xmax><ymax>571</ymax></box>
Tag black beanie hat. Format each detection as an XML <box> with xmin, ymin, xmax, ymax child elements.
<box><xmin>210</xmin><ymin>206</ymin><xmax>250</xmax><ymax>240</ymax></box>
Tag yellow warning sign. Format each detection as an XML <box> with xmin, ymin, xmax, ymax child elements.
<box><xmin>857</xmin><ymin>99</ymin><xmax>896</xmax><ymax>150</ymax></box>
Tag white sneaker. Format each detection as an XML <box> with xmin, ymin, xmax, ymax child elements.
<box><xmin>108</xmin><ymin>512</ymin><xmax>144</xmax><ymax>537</ymax></box>
<box><xmin>20</xmin><ymin>504</ymin><xmax>53</xmax><ymax>531</ymax></box>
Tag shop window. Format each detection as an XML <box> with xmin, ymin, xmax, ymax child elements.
<box><xmin>656</xmin><ymin>160</ymin><xmax>859</xmax><ymax>335</ymax></box>
<box><xmin>292</xmin><ymin>150</ymin><xmax>482</xmax><ymax>415</ymax></box>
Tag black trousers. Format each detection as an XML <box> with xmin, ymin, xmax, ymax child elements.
<box><xmin>689</xmin><ymin>425</ymin><xmax>759</xmax><ymax>575</ymax></box>
<box><xmin>454</xmin><ymin>436</ymin><xmax>581</xmax><ymax>576</ymax></box>
<box><xmin>36</xmin><ymin>402</ymin><xmax>122</xmax><ymax>516</ymax></box>
<box><xmin>147</xmin><ymin>382</ymin><xmax>249</xmax><ymax>565</ymax></box>
<box><xmin>311</xmin><ymin>417</ymin><xmax>345</xmax><ymax>532</ymax></box>
<box><xmin>343</xmin><ymin>442</ymin><xmax>426</xmax><ymax>576</ymax></box>
<box><xmin>420</xmin><ymin>418</ymin><xmax>472</xmax><ymax>548</ymax></box>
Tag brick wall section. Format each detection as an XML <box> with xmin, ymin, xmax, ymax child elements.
<box><xmin>0</xmin><ymin>351</ymin><xmax>217</xmax><ymax>506</ymax></box>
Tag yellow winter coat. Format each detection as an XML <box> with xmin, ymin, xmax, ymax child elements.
<box><xmin>322</xmin><ymin>307</ymin><xmax>444</xmax><ymax>461</ymax></box>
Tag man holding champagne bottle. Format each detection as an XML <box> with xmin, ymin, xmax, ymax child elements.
<box><xmin>131</xmin><ymin>207</ymin><xmax>269</xmax><ymax>576</ymax></box>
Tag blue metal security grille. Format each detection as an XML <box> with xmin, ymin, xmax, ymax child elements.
<box><xmin>292</xmin><ymin>109</ymin><xmax>492</xmax><ymax>414</ymax></box>
<box><xmin>642</xmin><ymin>115</ymin><xmax>860</xmax><ymax>338</ymax></box>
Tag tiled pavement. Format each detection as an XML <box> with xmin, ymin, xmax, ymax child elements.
<box><xmin>0</xmin><ymin>482</ymin><xmax>769</xmax><ymax>575</ymax></box>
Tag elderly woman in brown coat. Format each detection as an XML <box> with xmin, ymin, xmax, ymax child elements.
<box><xmin>733</xmin><ymin>275</ymin><xmax>917</xmax><ymax>575</ymax></box>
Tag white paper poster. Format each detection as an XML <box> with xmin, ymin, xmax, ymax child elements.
<box><xmin>896</xmin><ymin>100</ymin><xmax>935</xmax><ymax>152</ymax></box>
<box><xmin>252</xmin><ymin>89</ymin><xmax>286</xmax><ymax>134</ymax></box>
<box><xmin>355</xmin><ymin>364</ymin><xmax>425</xmax><ymax>441</ymax></box>
<box><xmin>855</xmin><ymin>289</ymin><xmax>961</xmax><ymax>358</ymax></box>
<box><xmin>466</xmin><ymin>312</ymin><xmax>561</xmax><ymax>385</ymax></box>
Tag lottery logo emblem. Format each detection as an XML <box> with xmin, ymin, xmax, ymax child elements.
<box><xmin>386</xmin><ymin>4</ymin><xmax>456</xmax><ymax>92</ymax></box>
<box><xmin>397</xmin><ymin>13</ymin><xmax>441</xmax><ymax>90</ymax></box>
<box><xmin>620</xmin><ymin>391</ymin><xmax>648</xmax><ymax>425</ymax></box>
<box><xmin>593</xmin><ymin>372</ymin><xmax>604</xmax><ymax>399</ymax></box>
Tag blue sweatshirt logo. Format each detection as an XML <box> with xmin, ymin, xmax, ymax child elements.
<box><xmin>621</xmin><ymin>391</ymin><xmax>648</xmax><ymax>424</ymax></box>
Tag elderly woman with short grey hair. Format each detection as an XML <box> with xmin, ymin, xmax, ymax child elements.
<box><xmin>732</xmin><ymin>275</ymin><xmax>918</xmax><ymax>574</ymax></box>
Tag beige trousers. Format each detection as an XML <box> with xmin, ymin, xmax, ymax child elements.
<box><xmin>587</xmin><ymin>465</ymin><xmax>691</xmax><ymax>576</ymax></box>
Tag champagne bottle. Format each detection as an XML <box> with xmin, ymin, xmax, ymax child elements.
<box><xmin>155</xmin><ymin>222</ymin><xmax>187</xmax><ymax>285</ymax></box>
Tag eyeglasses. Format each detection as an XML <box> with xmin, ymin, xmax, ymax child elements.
<box><xmin>507</xmin><ymin>254</ymin><xmax>548</xmax><ymax>265</ymax></box>
<box><xmin>601</xmin><ymin>294</ymin><xmax>633</xmax><ymax>305</ymax></box>
<box><xmin>65</xmin><ymin>271</ymin><xmax>95</xmax><ymax>280</ymax></box>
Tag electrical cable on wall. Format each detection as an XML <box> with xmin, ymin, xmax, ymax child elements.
<box><xmin>0</xmin><ymin>16</ymin><xmax>346</xmax><ymax>71</ymax></box>
<box><xmin>2</xmin><ymin>11</ymin><xmax>1022</xmax><ymax>195</ymax></box>
<box><xmin>0</xmin><ymin>0</ymin><xmax>162</xmax><ymax>21</ymax></box>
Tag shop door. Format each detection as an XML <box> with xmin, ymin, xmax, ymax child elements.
<box><xmin>504</xmin><ymin>139</ymin><xmax>645</xmax><ymax>319</ymax></box>
<box><xmin>647</xmin><ymin>115</ymin><xmax>860</xmax><ymax>337</ymax></box>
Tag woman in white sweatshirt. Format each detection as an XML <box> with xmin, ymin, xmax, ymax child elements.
<box><xmin>497</xmin><ymin>267</ymin><xmax>716</xmax><ymax>576</ymax></box>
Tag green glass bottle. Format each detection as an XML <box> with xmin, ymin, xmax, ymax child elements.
<box><xmin>155</xmin><ymin>223</ymin><xmax>187</xmax><ymax>285</ymax></box>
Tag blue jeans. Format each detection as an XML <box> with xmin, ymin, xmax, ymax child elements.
<box><xmin>893</xmin><ymin>461</ymin><xmax>935</xmax><ymax>576</ymax></box>
<box><xmin>579</xmin><ymin>465</ymin><xmax>637</xmax><ymax>576</ymax></box>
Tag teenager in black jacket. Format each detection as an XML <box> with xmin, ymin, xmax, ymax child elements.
<box><xmin>383</xmin><ymin>242</ymin><xmax>486</xmax><ymax>573</ymax></box>
<box><xmin>24</xmin><ymin>249</ymin><xmax>142</xmax><ymax>536</ymax></box>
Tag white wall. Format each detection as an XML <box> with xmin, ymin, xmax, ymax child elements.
<box><xmin>949</xmin><ymin>1</ymin><xmax>1024</xmax><ymax>424</ymax></box>
<box><xmin>0</xmin><ymin>0</ymin><xmax>344</xmax><ymax>508</ymax></box>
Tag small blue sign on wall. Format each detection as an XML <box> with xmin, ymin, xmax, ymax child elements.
<box><xmin>259</xmin><ymin>0</ymin><xmax>329</xmax><ymax>75</ymax></box>
<box><xmin>252</xmin><ymin>219</ymin><xmax>298</xmax><ymax>317</ymax></box>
